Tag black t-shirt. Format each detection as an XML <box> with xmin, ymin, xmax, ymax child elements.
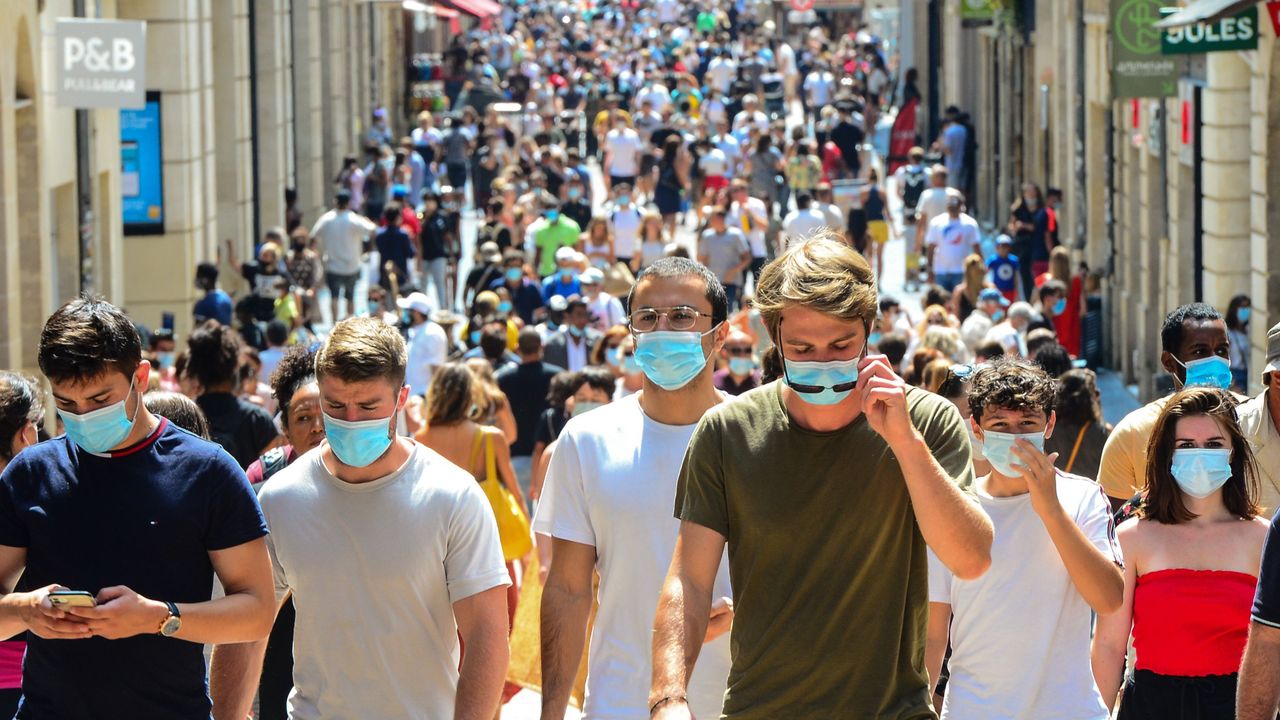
<box><xmin>830</xmin><ymin>120</ymin><xmax>865</xmax><ymax>174</ymax></box>
<box><xmin>465</xmin><ymin>263</ymin><xmax>503</xmax><ymax>301</ymax></box>
<box><xmin>420</xmin><ymin>212</ymin><xmax>450</xmax><ymax>261</ymax></box>
<box><xmin>195</xmin><ymin>393</ymin><xmax>279</xmax><ymax>469</ymax></box>
<box><xmin>476</xmin><ymin>221</ymin><xmax>513</xmax><ymax>252</ymax></box>
<box><xmin>563</xmin><ymin>200</ymin><xmax>592</xmax><ymax>230</ymax></box>
<box><xmin>534</xmin><ymin>406</ymin><xmax>569</xmax><ymax>448</ymax></box>
<box><xmin>0</xmin><ymin>420</ymin><xmax>268</xmax><ymax>719</ymax></box>
<box><xmin>496</xmin><ymin>361</ymin><xmax>564</xmax><ymax>456</ymax></box>
<box><xmin>374</xmin><ymin>226</ymin><xmax>416</xmax><ymax>282</ymax></box>
<box><xmin>1253</xmin><ymin>514</ymin><xmax>1280</xmax><ymax>627</ymax></box>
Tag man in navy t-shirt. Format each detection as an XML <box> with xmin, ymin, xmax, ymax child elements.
<box><xmin>0</xmin><ymin>297</ymin><xmax>275</xmax><ymax>718</ymax></box>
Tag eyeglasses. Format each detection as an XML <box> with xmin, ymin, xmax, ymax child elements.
<box><xmin>724</xmin><ymin>346</ymin><xmax>753</xmax><ymax>357</ymax></box>
<box><xmin>628</xmin><ymin>306</ymin><xmax>714</xmax><ymax>333</ymax></box>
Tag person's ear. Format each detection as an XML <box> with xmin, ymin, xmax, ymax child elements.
<box><xmin>970</xmin><ymin>415</ymin><xmax>984</xmax><ymax>442</ymax></box>
<box><xmin>1044</xmin><ymin>410</ymin><xmax>1057</xmax><ymax>441</ymax></box>
<box><xmin>396</xmin><ymin>384</ymin><xmax>411</xmax><ymax>411</ymax></box>
<box><xmin>1160</xmin><ymin>350</ymin><xmax>1184</xmax><ymax>384</ymax></box>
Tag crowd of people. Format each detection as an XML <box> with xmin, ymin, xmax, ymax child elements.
<box><xmin>4</xmin><ymin>0</ymin><xmax>1280</xmax><ymax>719</ymax></box>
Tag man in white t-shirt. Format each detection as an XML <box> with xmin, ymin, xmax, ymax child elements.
<box><xmin>924</xmin><ymin>195</ymin><xmax>981</xmax><ymax>291</ymax></box>
<box><xmin>536</xmin><ymin>257</ymin><xmax>734</xmax><ymax>720</ymax></box>
<box><xmin>605</xmin><ymin>114</ymin><xmax>645</xmax><ymax>190</ymax></box>
<box><xmin>396</xmin><ymin>292</ymin><xmax>449</xmax><ymax>396</ymax></box>
<box><xmin>913</xmin><ymin>165</ymin><xmax>962</xmax><ymax>248</ymax></box>
<box><xmin>727</xmin><ymin>180</ymin><xmax>769</xmax><ymax>283</ymax></box>
<box><xmin>706</xmin><ymin>52</ymin><xmax>737</xmax><ymax>95</ymax></box>
<box><xmin>926</xmin><ymin>360</ymin><xmax>1121</xmax><ymax>720</ymax></box>
<box><xmin>310</xmin><ymin>190</ymin><xmax>376</xmax><ymax>321</ymax></box>
<box><xmin>580</xmin><ymin>268</ymin><xmax>625</xmax><ymax>332</ymax></box>
<box><xmin>609</xmin><ymin>188</ymin><xmax>643</xmax><ymax>267</ymax></box>
<box><xmin>781</xmin><ymin>193</ymin><xmax>830</xmax><ymax>250</ymax></box>
<box><xmin>803</xmin><ymin>64</ymin><xmax>835</xmax><ymax>110</ymax></box>
<box><xmin>210</xmin><ymin>317</ymin><xmax>511</xmax><ymax>720</ymax></box>
<box><xmin>731</xmin><ymin>95</ymin><xmax>769</xmax><ymax>139</ymax></box>
<box><xmin>656</xmin><ymin>0</ymin><xmax>681</xmax><ymax>23</ymax></box>
<box><xmin>712</xmin><ymin>122</ymin><xmax>743</xmax><ymax>178</ymax></box>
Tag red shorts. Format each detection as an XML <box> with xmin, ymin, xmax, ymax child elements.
<box><xmin>705</xmin><ymin>175</ymin><xmax>728</xmax><ymax>192</ymax></box>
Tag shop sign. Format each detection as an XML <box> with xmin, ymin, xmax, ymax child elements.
<box><xmin>55</xmin><ymin>18</ymin><xmax>146</xmax><ymax>108</ymax></box>
<box><xmin>1111</xmin><ymin>0</ymin><xmax>1177</xmax><ymax>98</ymax></box>
<box><xmin>1162</xmin><ymin>5</ymin><xmax>1258</xmax><ymax>54</ymax></box>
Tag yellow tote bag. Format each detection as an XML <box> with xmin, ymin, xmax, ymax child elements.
<box><xmin>473</xmin><ymin>430</ymin><xmax>534</xmax><ymax>562</ymax></box>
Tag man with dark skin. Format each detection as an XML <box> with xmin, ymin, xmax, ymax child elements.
<box><xmin>1097</xmin><ymin>303</ymin><xmax>1234</xmax><ymax>510</ymax></box>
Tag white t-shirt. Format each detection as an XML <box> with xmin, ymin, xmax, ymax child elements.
<box><xmin>406</xmin><ymin>321</ymin><xmax>448</xmax><ymax>396</ymax></box>
<box><xmin>258</xmin><ymin>347</ymin><xmax>284</xmax><ymax>383</ymax></box>
<box><xmin>702</xmin><ymin>98</ymin><xmax>728</xmax><ymax>127</ymax></box>
<box><xmin>928</xmin><ymin>471</ymin><xmax>1119</xmax><ymax>720</ymax></box>
<box><xmin>803</xmin><ymin>71</ymin><xmax>834</xmax><ymax>107</ymax></box>
<box><xmin>915</xmin><ymin>186</ymin><xmax>962</xmax><ymax>226</ymax></box>
<box><xmin>714</xmin><ymin>134</ymin><xmax>741</xmax><ymax>177</ymax></box>
<box><xmin>782</xmin><ymin>208</ymin><xmax>829</xmax><ymax>247</ymax></box>
<box><xmin>706</xmin><ymin>57</ymin><xmax>737</xmax><ymax>94</ymax></box>
<box><xmin>656</xmin><ymin>0</ymin><xmax>680</xmax><ymax>22</ymax></box>
<box><xmin>732</xmin><ymin>110</ymin><xmax>768</xmax><ymax>136</ymax></box>
<box><xmin>925</xmin><ymin>213</ymin><xmax>981</xmax><ymax>274</ymax></box>
<box><xmin>610</xmin><ymin>206</ymin><xmax>643</xmax><ymax>258</ymax></box>
<box><xmin>311</xmin><ymin>209</ymin><xmax>377</xmax><ymax>276</ymax></box>
<box><xmin>727</xmin><ymin>197</ymin><xmax>768</xmax><ymax>257</ymax></box>
<box><xmin>587</xmin><ymin>293</ymin><xmax>625</xmax><ymax>332</ymax></box>
<box><xmin>635</xmin><ymin>85</ymin><xmax>671</xmax><ymax>115</ymax></box>
<box><xmin>605</xmin><ymin>128</ymin><xmax>644</xmax><ymax>177</ymax></box>
<box><xmin>699</xmin><ymin>147</ymin><xmax>728</xmax><ymax>177</ymax></box>
<box><xmin>533</xmin><ymin>395</ymin><xmax>733</xmax><ymax>720</ymax></box>
<box><xmin>261</xmin><ymin>444</ymin><xmax>510</xmax><ymax>720</ymax></box>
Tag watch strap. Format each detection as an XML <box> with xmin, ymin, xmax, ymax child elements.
<box><xmin>165</xmin><ymin>601</ymin><xmax>181</xmax><ymax>618</ymax></box>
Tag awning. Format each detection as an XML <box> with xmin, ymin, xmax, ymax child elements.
<box><xmin>403</xmin><ymin>0</ymin><xmax>459</xmax><ymax>15</ymax></box>
<box><xmin>439</xmin><ymin>0</ymin><xmax>501</xmax><ymax>18</ymax></box>
<box><xmin>1154</xmin><ymin>0</ymin><xmax>1257</xmax><ymax>28</ymax></box>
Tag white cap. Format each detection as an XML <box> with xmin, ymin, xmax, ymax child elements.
<box><xmin>555</xmin><ymin>246</ymin><xmax>577</xmax><ymax>262</ymax></box>
<box><xmin>395</xmin><ymin>292</ymin><xmax>432</xmax><ymax>316</ymax></box>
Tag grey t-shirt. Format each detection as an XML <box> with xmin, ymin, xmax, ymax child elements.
<box><xmin>700</xmin><ymin>227</ymin><xmax>749</xmax><ymax>283</ymax></box>
<box><xmin>261</xmin><ymin>443</ymin><xmax>510</xmax><ymax>720</ymax></box>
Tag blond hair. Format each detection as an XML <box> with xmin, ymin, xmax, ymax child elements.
<box><xmin>315</xmin><ymin>316</ymin><xmax>407</xmax><ymax>387</ymax></box>
<box><xmin>754</xmin><ymin>233</ymin><xmax>877</xmax><ymax>343</ymax></box>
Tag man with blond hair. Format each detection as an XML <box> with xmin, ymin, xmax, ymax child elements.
<box><xmin>650</xmin><ymin>233</ymin><xmax>994</xmax><ymax>719</ymax></box>
<box><xmin>210</xmin><ymin>317</ymin><xmax>511</xmax><ymax>720</ymax></box>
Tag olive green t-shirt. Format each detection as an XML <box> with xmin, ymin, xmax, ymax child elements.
<box><xmin>675</xmin><ymin>382</ymin><xmax>974</xmax><ymax>720</ymax></box>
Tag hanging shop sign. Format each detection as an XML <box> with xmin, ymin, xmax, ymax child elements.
<box><xmin>1111</xmin><ymin>0</ymin><xmax>1177</xmax><ymax>98</ymax></box>
<box><xmin>1162</xmin><ymin>5</ymin><xmax>1258</xmax><ymax>54</ymax></box>
<box><xmin>55</xmin><ymin>18</ymin><xmax>146</xmax><ymax>108</ymax></box>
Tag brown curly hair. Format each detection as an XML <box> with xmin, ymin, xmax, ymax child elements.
<box><xmin>967</xmin><ymin>358</ymin><xmax>1057</xmax><ymax>424</ymax></box>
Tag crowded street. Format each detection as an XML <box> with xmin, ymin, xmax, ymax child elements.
<box><xmin>3</xmin><ymin>0</ymin><xmax>1280</xmax><ymax>718</ymax></box>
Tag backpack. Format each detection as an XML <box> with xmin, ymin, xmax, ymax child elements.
<box><xmin>902</xmin><ymin>167</ymin><xmax>927</xmax><ymax>210</ymax></box>
<box><xmin>258</xmin><ymin>446</ymin><xmax>290</xmax><ymax>484</ymax></box>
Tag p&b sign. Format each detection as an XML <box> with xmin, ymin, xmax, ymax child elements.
<box><xmin>55</xmin><ymin>18</ymin><xmax>147</xmax><ymax>109</ymax></box>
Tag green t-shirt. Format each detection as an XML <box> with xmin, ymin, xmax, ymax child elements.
<box><xmin>696</xmin><ymin>11</ymin><xmax>717</xmax><ymax>33</ymax></box>
<box><xmin>675</xmin><ymin>382</ymin><xmax>974</xmax><ymax>719</ymax></box>
<box><xmin>535</xmin><ymin>218</ymin><xmax>582</xmax><ymax>277</ymax></box>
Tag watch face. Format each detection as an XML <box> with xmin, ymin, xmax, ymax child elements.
<box><xmin>161</xmin><ymin>617</ymin><xmax>182</xmax><ymax>637</ymax></box>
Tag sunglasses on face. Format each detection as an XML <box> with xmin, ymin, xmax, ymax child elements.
<box><xmin>724</xmin><ymin>346</ymin><xmax>753</xmax><ymax>357</ymax></box>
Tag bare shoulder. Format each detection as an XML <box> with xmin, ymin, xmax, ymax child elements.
<box><xmin>1247</xmin><ymin>515</ymin><xmax>1272</xmax><ymax>539</ymax></box>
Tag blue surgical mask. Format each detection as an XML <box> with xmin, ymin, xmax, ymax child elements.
<box><xmin>546</xmin><ymin>210</ymin><xmax>560</xmax><ymax>223</ymax></box>
<box><xmin>572</xmin><ymin>400</ymin><xmax>603</xmax><ymax>417</ymax></box>
<box><xmin>156</xmin><ymin>351</ymin><xmax>175</xmax><ymax>371</ymax></box>
<box><xmin>568</xmin><ymin>325</ymin><xmax>585</xmax><ymax>338</ymax></box>
<box><xmin>322</xmin><ymin>412</ymin><xmax>395</xmax><ymax>468</ymax></box>
<box><xmin>470</xmin><ymin>330</ymin><xmax>482</xmax><ymax>345</ymax></box>
<box><xmin>991</xmin><ymin>309</ymin><xmax>1005</xmax><ymax>322</ymax></box>
<box><xmin>506</xmin><ymin>267</ymin><xmax>524</xmax><ymax>283</ymax></box>
<box><xmin>608</xmin><ymin>346</ymin><xmax>624</xmax><ymax>365</ymax></box>
<box><xmin>618</xmin><ymin>195</ymin><xmax>631</xmax><ymax>206</ymax></box>
<box><xmin>498</xmin><ymin>301</ymin><xmax>513</xmax><ymax>313</ymax></box>
<box><xmin>1052</xmin><ymin>298</ymin><xmax>1067</xmax><ymax>315</ymax></box>
<box><xmin>622</xmin><ymin>354</ymin><xmax>641</xmax><ymax>373</ymax></box>
<box><xmin>1176</xmin><ymin>355</ymin><xmax>1233</xmax><ymax>390</ymax></box>
<box><xmin>568</xmin><ymin>187</ymin><xmax>583</xmax><ymax>200</ymax></box>
<box><xmin>634</xmin><ymin>327</ymin><xmax>718</xmax><ymax>391</ymax></box>
<box><xmin>783</xmin><ymin>356</ymin><xmax>860</xmax><ymax>405</ymax></box>
<box><xmin>58</xmin><ymin>376</ymin><xmax>140</xmax><ymax>455</ymax></box>
<box><xmin>729</xmin><ymin>357</ymin><xmax>755</xmax><ymax>376</ymax></box>
<box><xmin>1170</xmin><ymin>448</ymin><xmax>1233</xmax><ymax>498</ymax></box>
<box><xmin>1240</xmin><ymin>307</ymin><xmax>1252</xmax><ymax>325</ymax></box>
<box><xmin>981</xmin><ymin>429</ymin><xmax>1046</xmax><ymax>478</ymax></box>
<box><xmin>867</xmin><ymin>331</ymin><xmax>882</xmax><ymax>347</ymax></box>
<box><xmin>368</xmin><ymin>300</ymin><xmax>381</xmax><ymax>316</ymax></box>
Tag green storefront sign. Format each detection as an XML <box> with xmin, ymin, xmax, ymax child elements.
<box><xmin>1162</xmin><ymin>6</ymin><xmax>1259</xmax><ymax>54</ymax></box>
<box><xmin>959</xmin><ymin>0</ymin><xmax>996</xmax><ymax>21</ymax></box>
<box><xmin>1111</xmin><ymin>0</ymin><xmax>1177</xmax><ymax>98</ymax></box>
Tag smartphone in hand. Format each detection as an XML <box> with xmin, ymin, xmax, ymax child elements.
<box><xmin>47</xmin><ymin>590</ymin><xmax>96</xmax><ymax>608</ymax></box>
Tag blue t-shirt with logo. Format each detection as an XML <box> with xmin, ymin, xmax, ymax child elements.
<box><xmin>988</xmin><ymin>254</ymin><xmax>1020</xmax><ymax>293</ymax></box>
<box><xmin>0</xmin><ymin>419</ymin><xmax>268</xmax><ymax>719</ymax></box>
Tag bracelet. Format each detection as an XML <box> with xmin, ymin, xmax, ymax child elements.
<box><xmin>649</xmin><ymin>696</ymin><xmax>688</xmax><ymax>716</ymax></box>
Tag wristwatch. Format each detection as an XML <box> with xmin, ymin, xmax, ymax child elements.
<box><xmin>158</xmin><ymin>601</ymin><xmax>182</xmax><ymax>637</ymax></box>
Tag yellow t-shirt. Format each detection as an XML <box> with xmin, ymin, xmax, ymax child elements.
<box><xmin>1237</xmin><ymin>389</ymin><xmax>1280</xmax><ymax>515</ymax></box>
<box><xmin>1097</xmin><ymin>397</ymin><xmax>1169</xmax><ymax>500</ymax></box>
